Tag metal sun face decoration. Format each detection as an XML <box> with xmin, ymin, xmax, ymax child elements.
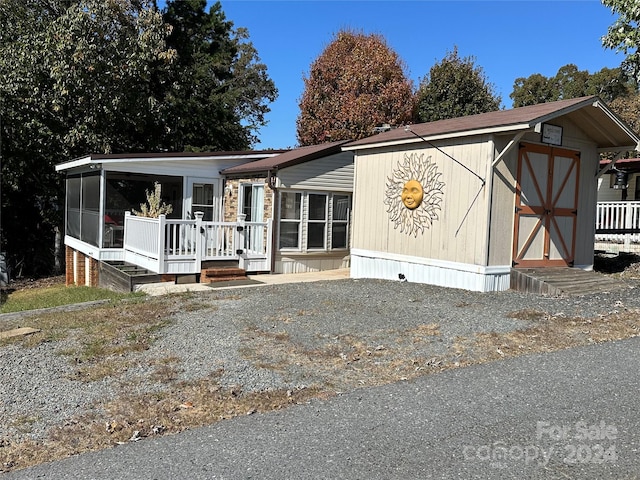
<box><xmin>384</xmin><ymin>153</ymin><xmax>445</xmax><ymax>237</ymax></box>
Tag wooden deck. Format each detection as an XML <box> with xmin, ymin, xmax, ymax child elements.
<box><xmin>510</xmin><ymin>268</ymin><xmax>629</xmax><ymax>295</ymax></box>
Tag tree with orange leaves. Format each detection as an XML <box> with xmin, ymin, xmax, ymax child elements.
<box><xmin>296</xmin><ymin>30</ymin><xmax>415</xmax><ymax>146</ymax></box>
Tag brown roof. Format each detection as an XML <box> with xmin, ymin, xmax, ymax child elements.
<box><xmin>344</xmin><ymin>96</ymin><xmax>640</xmax><ymax>151</ymax></box>
<box><xmin>221</xmin><ymin>140</ymin><xmax>351</xmax><ymax>175</ymax></box>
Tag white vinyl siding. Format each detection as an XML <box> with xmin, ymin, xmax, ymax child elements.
<box><xmin>277</xmin><ymin>152</ymin><xmax>354</xmax><ymax>192</ymax></box>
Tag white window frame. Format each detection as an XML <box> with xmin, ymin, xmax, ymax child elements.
<box><xmin>278</xmin><ymin>190</ymin><xmax>351</xmax><ymax>252</ymax></box>
<box><xmin>279</xmin><ymin>191</ymin><xmax>302</xmax><ymax>250</ymax></box>
<box><xmin>306</xmin><ymin>193</ymin><xmax>328</xmax><ymax>250</ymax></box>
<box><xmin>330</xmin><ymin>194</ymin><xmax>351</xmax><ymax>250</ymax></box>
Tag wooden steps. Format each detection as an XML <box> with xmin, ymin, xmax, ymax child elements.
<box><xmin>511</xmin><ymin>267</ymin><xmax>629</xmax><ymax>296</ymax></box>
<box><xmin>99</xmin><ymin>262</ymin><xmax>162</xmax><ymax>292</ymax></box>
<box><xmin>200</xmin><ymin>267</ymin><xmax>247</xmax><ymax>283</ymax></box>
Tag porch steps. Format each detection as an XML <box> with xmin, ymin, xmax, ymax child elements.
<box><xmin>200</xmin><ymin>267</ymin><xmax>247</xmax><ymax>283</ymax></box>
<box><xmin>511</xmin><ymin>268</ymin><xmax>630</xmax><ymax>296</ymax></box>
<box><xmin>99</xmin><ymin>261</ymin><xmax>162</xmax><ymax>293</ymax></box>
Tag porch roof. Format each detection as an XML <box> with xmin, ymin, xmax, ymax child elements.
<box><xmin>343</xmin><ymin>96</ymin><xmax>640</xmax><ymax>153</ymax></box>
<box><xmin>600</xmin><ymin>157</ymin><xmax>640</xmax><ymax>172</ymax></box>
<box><xmin>221</xmin><ymin>140</ymin><xmax>350</xmax><ymax>176</ymax></box>
<box><xmin>55</xmin><ymin>150</ymin><xmax>286</xmax><ymax>172</ymax></box>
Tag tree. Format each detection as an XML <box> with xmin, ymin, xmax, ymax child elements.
<box><xmin>510</xmin><ymin>64</ymin><xmax>631</xmax><ymax>107</ymax></box>
<box><xmin>0</xmin><ymin>0</ymin><xmax>277</xmax><ymax>277</ymax></box>
<box><xmin>0</xmin><ymin>0</ymin><xmax>174</xmax><ymax>276</ymax></box>
<box><xmin>415</xmin><ymin>47</ymin><xmax>501</xmax><ymax>123</ymax></box>
<box><xmin>602</xmin><ymin>0</ymin><xmax>640</xmax><ymax>88</ymax></box>
<box><xmin>160</xmin><ymin>0</ymin><xmax>277</xmax><ymax>150</ymax></box>
<box><xmin>610</xmin><ymin>93</ymin><xmax>640</xmax><ymax>135</ymax></box>
<box><xmin>296</xmin><ymin>30</ymin><xmax>415</xmax><ymax>146</ymax></box>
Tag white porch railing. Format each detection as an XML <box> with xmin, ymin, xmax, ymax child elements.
<box><xmin>122</xmin><ymin>212</ymin><xmax>272</xmax><ymax>274</ymax></box>
<box><xmin>595</xmin><ymin>201</ymin><xmax>640</xmax><ymax>248</ymax></box>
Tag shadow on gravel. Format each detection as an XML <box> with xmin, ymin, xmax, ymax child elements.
<box><xmin>594</xmin><ymin>252</ymin><xmax>640</xmax><ymax>274</ymax></box>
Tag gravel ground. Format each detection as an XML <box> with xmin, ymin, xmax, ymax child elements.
<box><xmin>1</xmin><ymin>277</ymin><xmax>640</xmax><ymax>445</ymax></box>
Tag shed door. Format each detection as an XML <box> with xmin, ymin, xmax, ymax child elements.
<box><xmin>513</xmin><ymin>143</ymin><xmax>580</xmax><ymax>267</ymax></box>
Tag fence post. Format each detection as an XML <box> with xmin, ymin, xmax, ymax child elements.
<box><xmin>194</xmin><ymin>212</ymin><xmax>204</xmax><ymax>273</ymax></box>
<box><xmin>624</xmin><ymin>203</ymin><xmax>633</xmax><ymax>250</ymax></box>
<box><xmin>123</xmin><ymin>211</ymin><xmax>131</xmax><ymax>250</ymax></box>
<box><xmin>157</xmin><ymin>214</ymin><xmax>166</xmax><ymax>273</ymax></box>
<box><xmin>236</xmin><ymin>214</ymin><xmax>246</xmax><ymax>270</ymax></box>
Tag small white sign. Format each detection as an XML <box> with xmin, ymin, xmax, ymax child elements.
<box><xmin>542</xmin><ymin>123</ymin><xmax>563</xmax><ymax>146</ymax></box>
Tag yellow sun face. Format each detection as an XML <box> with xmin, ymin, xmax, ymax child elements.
<box><xmin>401</xmin><ymin>179</ymin><xmax>424</xmax><ymax>210</ymax></box>
<box><xmin>384</xmin><ymin>153</ymin><xmax>444</xmax><ymax>237</ymax></box>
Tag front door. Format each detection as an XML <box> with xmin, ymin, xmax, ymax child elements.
<box><xmin>186</xmin><ymin>178</ymin><xmax>219</xmax><ymax>221</ymax></box>
<box><xmin>239</xmin><ymin>183</ymin><xmax>270</xmax><ymax>271</ymax></box>
<box><xmin>513</xmin><ymin>143</ymin><xmax>580</xmax><ymax>267</ymax></box>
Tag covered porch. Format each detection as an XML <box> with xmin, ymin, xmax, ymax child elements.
<box><xmin>57</xmin><ymin>150</ymin><xmax>282</xmax><ymax>288</ymax></box>
<box><xmin>595</xmin><ymin>201</ymin><xmax>640</xmax><ymax>253</ymax></box>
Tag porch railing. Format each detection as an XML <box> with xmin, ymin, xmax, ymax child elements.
<box><xmin>595</xmin><ymin>201</ymin><xmax>640</xmax><ymax>247</ymax></box>
<box><xmin>122</xmin><ymin>212</ymin><xmax>271</xmax><ymax>274</ymax></box>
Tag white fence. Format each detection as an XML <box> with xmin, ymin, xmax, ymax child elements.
<box><xmin>595</xmin><ymin>201</ymin><xmax>640</xmax><ymax>249</ymax></box>
<box><xmin>123</xmin><ymin>212</ymin><xmax>271</xmax><ymax>274</ymax></box>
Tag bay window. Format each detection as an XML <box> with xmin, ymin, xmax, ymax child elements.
<box><xmin>278</xmin><ymin>191</ymin><xmax>351</xmax><ymax>251</ymax></box>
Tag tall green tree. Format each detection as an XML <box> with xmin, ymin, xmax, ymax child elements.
<box><xmin>160</xmin><ymin>0</ymin><xmax>277</xmax><ymax>150</ymax></box>
<box><xmin>602</xmin><ymin>0</ymin><xmax>640</xmax><ymax>88</ymax></box>
<box><xmin>510</xmin><ymin>64</ymin><xmax>631</xmax><ymax>107</ymax></box>
<box><xmin>296</xmin><ymin>30</ymin><xmax>415</xmax><ymax>146</ymax></box>
<box><xmin>415</xmin><ymin>47</ymin><xmax>501</xmax><ymax>123</ymax></box>
<box><xmin>0</xmin><ymin>0</ymin><xmax>174</xmax><ymax>276</ymax></box>
<box><xmin>0</xmin><ymin>0</ymin><xmax>277</xmax><ymax>276</ymax></box>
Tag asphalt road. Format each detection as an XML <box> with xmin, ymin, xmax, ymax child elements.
<box><xmin>7</xmin><ymin>337</ymin><xmax>640</xmax><ymax>480</ymax></box>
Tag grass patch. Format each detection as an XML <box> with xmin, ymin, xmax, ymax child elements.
<box><xmin>0</xmin><ymin>283</ymin><xmax>138</xmax><ymax>314</ymax></box>
<box><xmin>1</xmin><ymin>297</ymin><xmax>178</xmax><ymax>383</ymax></box>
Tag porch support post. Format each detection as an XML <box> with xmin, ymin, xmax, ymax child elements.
<box><xmin>158</xmin><ymin>214</ymin><xmax>166</xmax><ymax>273</ymax></box>
<box><xmin>194</xmin><ymin>212</ymin><xmax>204</xmax><ymax>273</ymax></box>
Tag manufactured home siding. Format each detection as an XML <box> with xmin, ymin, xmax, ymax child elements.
<box><xmin>597</xmin><ymin>175</ymin><xmax>639</xmax><ymax>201</ymax></box>
<box><xmin>277</xmin><ymin>151</ymin><xmax>354</xmax><ymax>191</ymax></box>
<box><xmin>487</xmin><ymin>135</ymin><xmax>517</xmax><ymax>266</ymax></box>
<box><xmin>352</xmin><ymin>136</ymin><xmax>492</xmax><ymax>266</ymax></box>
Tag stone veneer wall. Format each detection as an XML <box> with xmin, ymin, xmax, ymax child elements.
<box><xmin>223</xmin><ymin>177</ymin><xmax>274</xmax><ymax>222</ymax></box>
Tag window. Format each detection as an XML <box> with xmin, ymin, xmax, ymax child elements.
<box><xmin>279</xmin><ymin>192</ymin><xmax>301</xmax><ymax>248</ymax></box>
<box><xmin>331</xmin><ymin>195</ymin><xmax>350</xmax><ymax>249</ymax></box>
<box><xmin>240</xmin><ymin>184</ymin><xmax>265</xmax><ymax>222</ymax></box>
<box><xmin>278</xmin><ymin>191</ymin><xmax>351</xmax><ymax>251</ymax></box>
<box><xmin>307</xmin><ymin>194</ymin><xmax>327</xmax><ymax>249</ymax></box>
<box><xmin>65</xmin><ymin>172</ymin><xmax>101</xmax><ymax>247</ymax></box>
<box><xmin>192</xmin><ymin>183</ymin><xmax>215</xmax><ymax>221</ymax></box>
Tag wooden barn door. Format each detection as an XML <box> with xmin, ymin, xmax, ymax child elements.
<box><xmin>513</xmin><ymin>143</ymin><xmax>580</xmax><ymax>268</ymax></box>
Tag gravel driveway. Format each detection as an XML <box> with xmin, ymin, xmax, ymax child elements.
<box><xmin>1</xmin><ymin>276</ymin><xmax>640</xmax><ymax>450</ymax></box>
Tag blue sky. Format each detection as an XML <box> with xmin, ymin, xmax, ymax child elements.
<box><xmin>216</xmin><ymin>0</ymin><xmax>624</xmax><ymax>150</ymax></box>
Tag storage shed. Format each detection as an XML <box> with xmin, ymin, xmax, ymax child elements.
<box><xmin>343</xmin><ymin>96</ymin><xmax>640</xmax><ymax>292</ymax></box>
